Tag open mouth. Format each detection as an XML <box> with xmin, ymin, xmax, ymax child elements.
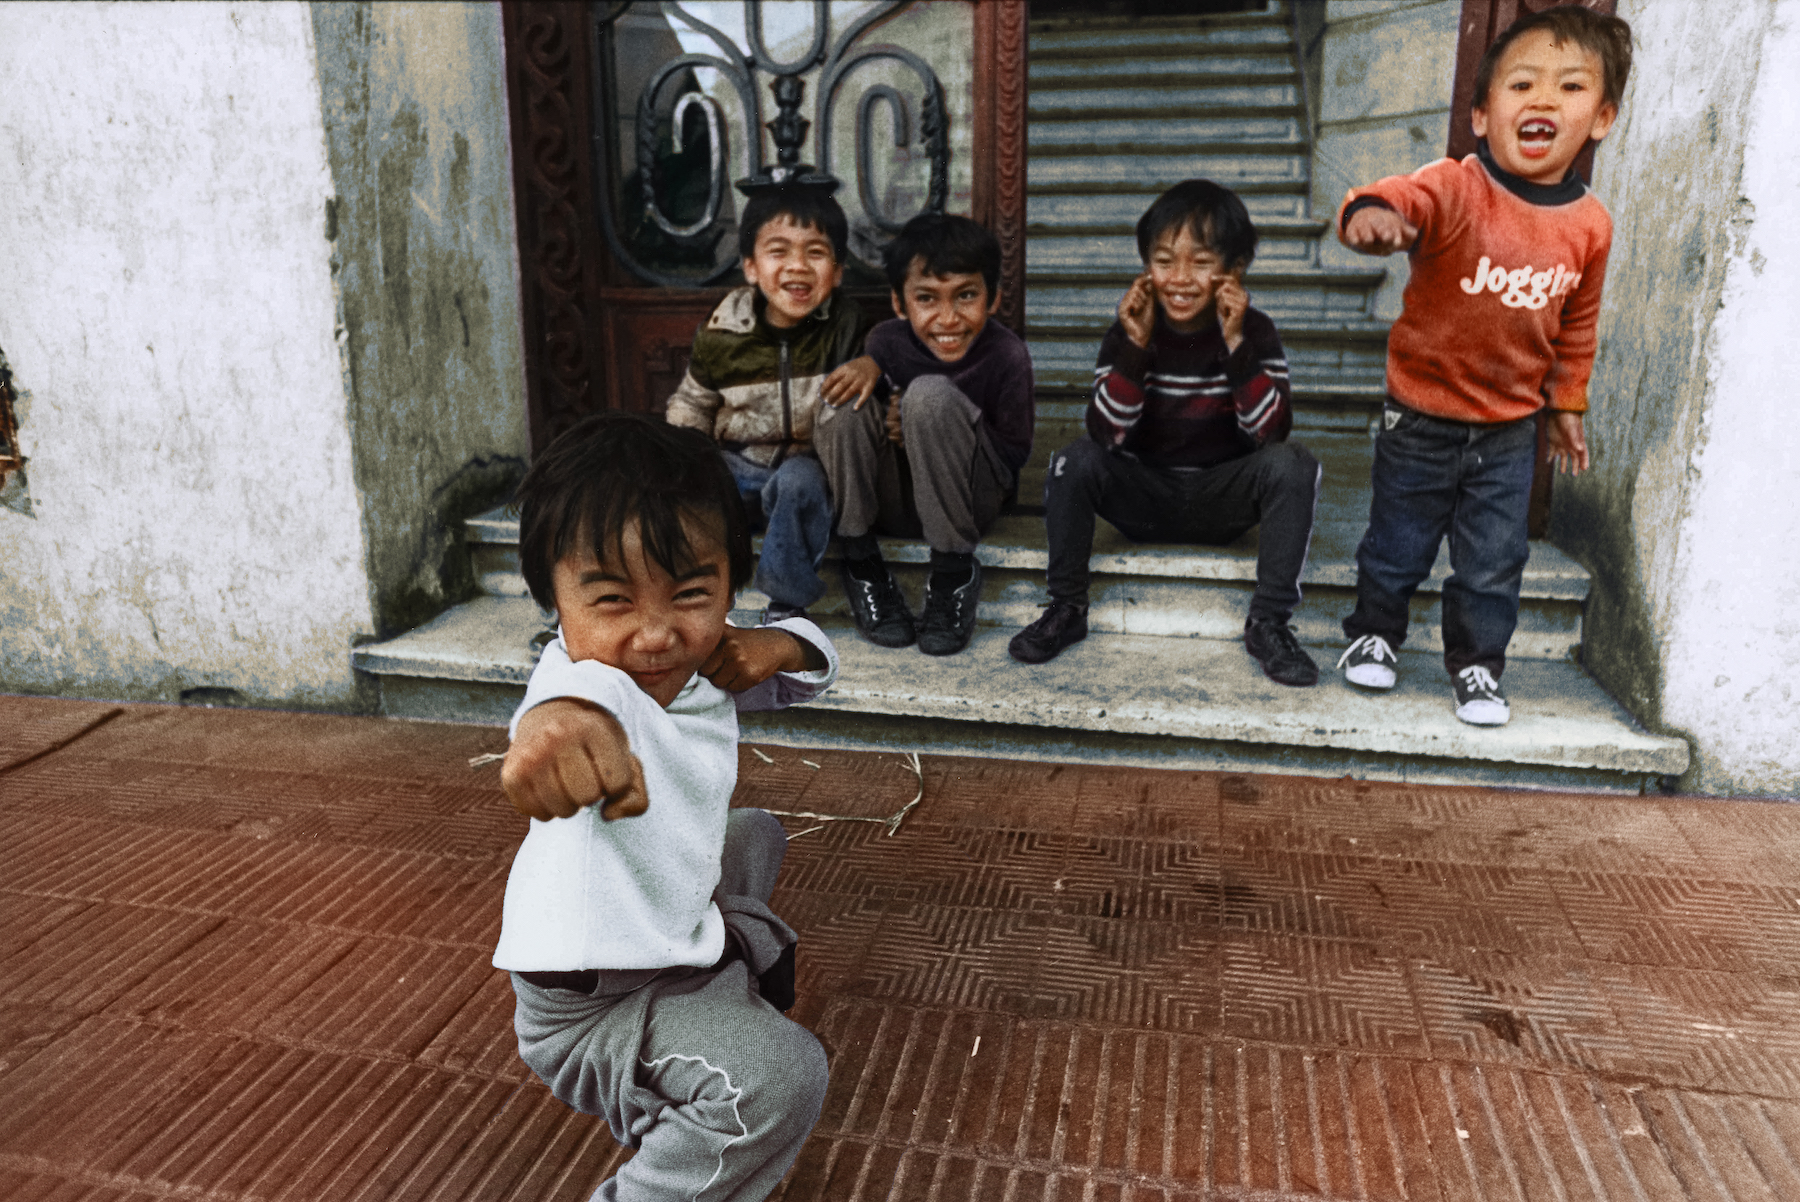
<box><xmin>1518</xmin><ymin>119</ymin><xmax>1558</xmax><ymax>149</ymax></box>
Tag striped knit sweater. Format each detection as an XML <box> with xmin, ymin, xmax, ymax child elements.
<box><xmin>1087</xmin><ymin>306</ymin><xmax>1292</xmax><ymax>468</ymax></box>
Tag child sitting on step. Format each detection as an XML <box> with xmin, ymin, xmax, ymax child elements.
<box><xmin>1335</xmin><ymin>5</ymin><xmax>1629</xmax><ymax>726</ymax></box>
<box><xmin>1008</xmin><ymin>178</ymin><xmax>1322</xmax><ymax>688</ymax></box>
<box><xmin>814</xmin><ymin>213</ymin><xmax>1036</xmax><ymax>656</ymax></box>
<box><xmin>497</xmin><ymin>412</ymin><xmax>838</xmax><ymax>1202</ymax></box>
<box><xmin>665</xmin><ymin>184</ymin><xmax>868</xmax><ymax>624</ymax></box>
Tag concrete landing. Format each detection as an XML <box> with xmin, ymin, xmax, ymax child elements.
<box><xmin>354</xmin><ymin>599</ymin><xmax>1687</xmax><ymax>792</ymax></box>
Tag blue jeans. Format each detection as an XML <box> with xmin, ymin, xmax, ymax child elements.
<box><xmin>721</xmin><ymin>450</ymin><xmax>832</xmax><ymax>609</ymax></box>
<box><xmin>1342</xmin><ymin>402</ymin><xmax>1537</xmax><ymax>677</ymax></box>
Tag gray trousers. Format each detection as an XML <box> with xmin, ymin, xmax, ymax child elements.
<box><xmin>813</xmin><ymin>375</ymin><xmax>1013</xmax><ymax>554</ymax></box>
<box><xmin>510</xmin><ymin>810</ymin><xmax>827</xmax><ymax>1202</ymax></box>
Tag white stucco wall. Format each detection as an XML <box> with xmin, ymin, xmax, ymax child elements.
<box><xmin>0</xmin><ymin>3</ymin><xmax>372</xmax><ymax>706</ymax></box>
<box><xmin>1557</xmin><ymin>0</ymin><xmax>1800</xmax><ymax>796</ymax></box>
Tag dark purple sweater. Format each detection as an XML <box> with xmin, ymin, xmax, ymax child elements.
<box><xmin>864</xmin><ymin>318</ymin><xmax>1036</xmax><ymax>480</ymax></box>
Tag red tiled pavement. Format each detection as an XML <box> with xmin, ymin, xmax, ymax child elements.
<box><xmin>2</xmin><ymin>693</ymin><xmax>1799</xmax><ymax>1200</ymax></box>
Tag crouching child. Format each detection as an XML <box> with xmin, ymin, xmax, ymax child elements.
<box><xmin>497</xmin><ymin>412</ymin><xmax>839</xmax><ymax>1201</ymax></box>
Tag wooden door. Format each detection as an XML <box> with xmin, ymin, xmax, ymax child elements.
<box><xmin>501</xmin><ymin>1</ymin><xmax>1028</xmax><ymax>455</ymax></box>
<box><xmin>1448</xmin><ymin>0</ymin><xmax>1618</xmax><ymax>537</ymax></box>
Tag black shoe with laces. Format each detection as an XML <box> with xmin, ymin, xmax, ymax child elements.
<box><xmin>840</xmin><ymin>559</ymin><xmax>915</xmax><ymax>647</ymax></box>
<box><xmin>1244</xmin><ymin>615</ymin><xmax>1319</xmax><ymax>687</ymax></box>
<box><xmin>1008</xmin><ymin>599</ymin><xmax>1088</xmax><ymax>664</ymax></box>
<box><xmin>917</xmin><ymin>560</ymin><xmax>983</xmax><ymax>655</ymax></box>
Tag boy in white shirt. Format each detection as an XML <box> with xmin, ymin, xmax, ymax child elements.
<box><xmin>497</xmin><ymin>412</ymin><xmax>839</xmax><ymax>1202</ymax></box>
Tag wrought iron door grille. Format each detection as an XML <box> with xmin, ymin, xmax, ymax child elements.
<box><xmin>591</xmin><ymin>0</ymin><xmax>951</xmax><ymax>288</ymax></box>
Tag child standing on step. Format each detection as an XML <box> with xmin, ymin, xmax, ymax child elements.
<box><xmin>1335</xmin><ymin>5</ymin><xmax>1630</xmax><ymax>726</ymax></box>
<box><xmin>1008</xmin><ymin>178</ymin><xmax>1322</xmax><ymax>688</ymax></box>
<box><xmin>665</xmin><ymin>184</ymin><xmax>868</xmax><ymax>625</ymax></box>
<box><xmin>497</xmin><ymin>412</ymin><xmax>838</xmax><ymax>1202</ymax></box>
<box><xmin>813</xmin><ymin>213</ymin><xmax>1035</xmax><ymax>656</ymax></box>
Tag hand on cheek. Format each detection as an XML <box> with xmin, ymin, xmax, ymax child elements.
<box><xmin>1215</xmin><ymin>273</ymin><xmax>1247</xmax><ymax>351</ymax></box>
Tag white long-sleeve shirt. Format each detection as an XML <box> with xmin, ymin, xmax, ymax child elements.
<box><xmin>492</xmin><ymin>618</ymin><xmax>838</xmax><ymax>972</ymax></box>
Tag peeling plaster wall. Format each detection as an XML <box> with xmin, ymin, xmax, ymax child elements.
<box><xmin>1555</xmin><ymin>0</ymin><xmax>1800</xmax><ymax>796</ymax></box>
<box><xmin>1311</xmin><ymin>0</ymin><xmax>1460</xmax><ymax>319</ymax></box>
<box><xmin>0</xmin><ymin>3</ymin><xmax>373</xmax><ymax>707</ymax></box>
<box><xmin>310</xmin><ymin>3</ymin><xmax>529</xmax><ymax>640</ymax></box>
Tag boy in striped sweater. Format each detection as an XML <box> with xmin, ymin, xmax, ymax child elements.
<box><xmin>1008</xmin><ymin>178</ymin><xmax>1322</xmax><ymax>687</ymax></box>
<box><xmin>1334</xmin><ymin>5</ymin><xmax>1629</xmax><ymax>726</ymax></box>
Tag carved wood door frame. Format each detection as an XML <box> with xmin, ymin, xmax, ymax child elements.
<box><xmin>501</xmin><ymin>1</ymin><xmax>1028</xmax><ymax>455</ymax></box>
<box><xmin>1448</xmin><ymin>0</ymin><xmax>1617</xmax><ymax>536</ymax></box>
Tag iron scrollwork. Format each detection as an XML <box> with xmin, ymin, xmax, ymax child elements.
<box><xmin>594</xmin><ymin>1</ymin><xmax>950</xmax><ymax>288</ymax></box>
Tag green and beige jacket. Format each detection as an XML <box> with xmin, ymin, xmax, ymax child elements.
<box><xmin>664</xmin><ymin>286</ymin><xmax>867</xmax><ymax>468</ymax></box>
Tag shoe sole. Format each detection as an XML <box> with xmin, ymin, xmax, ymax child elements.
<box><xmin>1008</xmin><ymin>630</ymin><xmax>1085</xmax><ymax>664</ymax></box>
<box><xmin>1455</xmin><ymin>700</ymin><xmax>1510</xmax><ymax>726</ymax></box>
<box><xmin>1343</xmin><ymin>666</ymin><xmax>1396</xmax><ymax>689</ymax></box>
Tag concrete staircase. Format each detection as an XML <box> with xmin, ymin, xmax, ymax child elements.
<box><xmin>352</xmin><ymin>3</ymin><xmax>1688</xmax><ymax>791</ymax></box>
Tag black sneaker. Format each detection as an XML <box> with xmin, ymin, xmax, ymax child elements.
<box><xmin>1008</xmin><ymin>600</ymin><xmax>1088</xmax><ymax>664</ymax></box>
<box><xmin>841</xmin><ymin>559</ymin><xmax>915</xmax><ymax>647</ymax></box>
<box><xmin>917</xmin><ymin>561</ymin><xmax>983</xmax><ymax>656</ymax></box>
<box><xmin>1452</xmin><ymin>664</ymin><xmax>1510</xmax><ymax>726</ymax></box>
<box><xmin>1244</xmin><ymin>615</ymin><xmax>1319</xmax><ymax>687</ymax></box>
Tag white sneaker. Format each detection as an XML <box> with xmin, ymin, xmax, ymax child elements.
<box><xmin>1453</xmin><ymin>665</ymin><xmax>1510</xmax><ymax>726</ymax></box>
<box><xmin>1337</xmin><ymin>634</ymin><xmax>1398</xmax><ymax>689</ymax></box>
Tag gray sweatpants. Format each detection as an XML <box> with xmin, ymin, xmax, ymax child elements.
<box><xmin>510</xmin><ymin>809</ymin><xmax>827</xmax><ymax>1202</ymax></box>
<box><xmin>813</xmin><ymin>374</ymin><xmax>1013</xmax><ymax>554</ymax></box>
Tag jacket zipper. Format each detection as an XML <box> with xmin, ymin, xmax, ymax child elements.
<box><xmin>775</xmin><ymin>338</ymin><xmax>792</xmax><ymax>467</ymax></box>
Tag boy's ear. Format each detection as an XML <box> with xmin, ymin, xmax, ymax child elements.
<box><xmin>1470</xmin><ymin>104</ymin><xmax>1489</xmax><ymax>139</ymax></box>
<box><xmin>986</xmin><ymin>285</ymin><xmax>1003</xmax><ymax>315</ymax></box>
<box><xmin>890</xmin><ymin>290</ymin><xmax>907</xmax><ymax>320</ymax></box>
<box><xmin>1589</xmin><ymin>102</ymin><xmax>1618</xmax><ymax>143</ymax></box>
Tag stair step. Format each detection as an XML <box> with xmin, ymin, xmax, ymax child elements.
<box><xmin>1030</xmin><ymin>190</ymin><xmax>1311</xmax><ymax>225</ymax></box>
<box><xmin>1031</xmin><ymin>55</ymin><xmax>1295</xmax><ymax>85</ymax></box>
<box><xmin>458</xmin><ymin>427</ymin><xmax>1583</xmax><ymax>664</ymax></box>
<box><xmin>1028</xmin><ymin>81</ymin><xmax>1302</xmax><ymax>112</ymax></box>
<box><xmin>1027</xmin><ymin>229</ymin><xmax>1321</xmax><ymax>269</ymax></box>
<box><xmin>1028</xmin><ymin>117</ymin><xmax>1306</xmax><ymax>149</ymax></box>
<box><xmin>1026</xmin><ymin>274</ymin><xmax>1387</xmax><ymax>324</ymax></box>
<box><xmin>1029</xmin><ymin>150</ymin><xmax>1309</xmax><ymax>190</ymax></box>
<box><xmin>1028</xmin><ymin>17</ymin><xmax>1292</xmax><ymax>58</ymax></box>
<box><xmin>354</xmin><ymin>603</ymin><xmax>1686</xmax><ymax>792</ymax></box>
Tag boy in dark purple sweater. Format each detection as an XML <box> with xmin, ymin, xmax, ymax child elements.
<box><xmin>815</xmin><ymin>214</ymin><xmax>1034</xmax><ymax>655</ymax></box>
<box><xmin>1008</xmin><ymin>179</ymin><xmax>1322</xmax><ymax>687</ymax></box>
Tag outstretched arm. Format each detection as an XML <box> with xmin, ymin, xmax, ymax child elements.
<box><xmin>1340</xmin><ymin>206</ymin><xmax>1419</xmax><ymax>255</ymax></box>
<box><xmin>502</xmin><ymin>698</ymin><xmax>648</xmax><ymax>822</ymax></box>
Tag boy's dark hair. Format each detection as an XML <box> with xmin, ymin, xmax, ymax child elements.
<box><xmin>1135</xmin><ymin>179</ymin><xmax>1258</xmax><ymax>272</ymax></box>
<box><xmin>882</xmin><ymin>213</ymin><xmax>1002</xmax><ymax>298</ymax></box>
<box><xmin>1474</xmin><ymin>5</ymin><xmax>1633</xmax><ymax>113</ymax></box>
<box><xmin>736</xmin><ymin>185</ymin><xmax>849</xmax><ymax>264</ymax></box>
<box><xmin>514</xmin><ymin>411</ymin><xmax>752</xmax><ymax>612</ymax></box>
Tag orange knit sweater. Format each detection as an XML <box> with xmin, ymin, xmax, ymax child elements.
<box><xmin>1340</xmin><ymin>150</ymin><xmax>1612</xmax><ymax>423</ymax></box>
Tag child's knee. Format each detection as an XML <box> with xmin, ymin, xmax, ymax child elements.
<box><xmin>748</xmin><ymin>1020</ymin><xmax>828</xmax><ymax>1135</ymax></box>
<box><xmin>1045</xmin><ymin>438</ymin><xmax>1106</xmax><ymax>494</ymax></box>
<box><xmin>1264</xmin><ymin>440</ymin><xmax>1319</xmax><ymax>485</ymax></box>
<box><xmin>899</xmin><ymin>376</ymin><xmax>977</xmax><ymax>431</ymax></box>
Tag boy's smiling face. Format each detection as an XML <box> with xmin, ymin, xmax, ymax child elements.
<box><xmin>892</xmin><ymin>257</ymin><xmax>999</xmax><ymax>363</ymax></box>
<box><xmin>1474</xmin><ymin>28</ymin><xmax>1617</xmax><ymax>185</ymax></box>
<box><xmin>552</xmin><ymin>512</ymin><xmax>733</xmax><ymax>709</ymax></box>
<box><xmin>741</xmin><ymin>215</ymin><xmax>843</xmax><ymax>329</ymax></box>
<box><xmin>1147</xmin><ymin>223</ymin><xmax>1235</xmax><ymax>333</ymax></box>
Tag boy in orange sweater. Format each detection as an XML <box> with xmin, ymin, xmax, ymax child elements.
<box><xmin>1335</xmin><ymin>5</ymin><xmax>1630</xmax><ymax>726</ymax></box>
